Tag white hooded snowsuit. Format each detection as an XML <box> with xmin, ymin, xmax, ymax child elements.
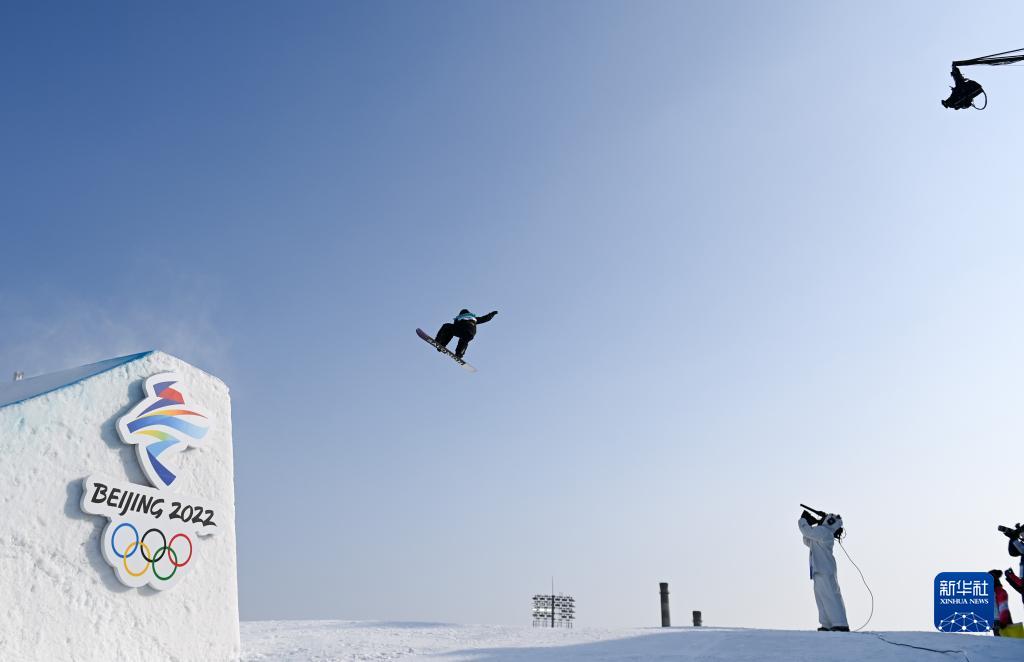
<box><xmin>799</xmin><ymin>515</ymin><xmax>849</xmax><ymax>630</ymax></box>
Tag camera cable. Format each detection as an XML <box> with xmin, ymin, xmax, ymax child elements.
<box><xmin>836</xmin><ymin>532</ymin><xmax>873</xmax><ymax>632</ymax></box>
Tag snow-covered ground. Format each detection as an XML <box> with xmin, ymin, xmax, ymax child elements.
<box><xmin>241</xmin><ymin>621</ymin><xmax>1022</xmax><ymax>661</ymax></box>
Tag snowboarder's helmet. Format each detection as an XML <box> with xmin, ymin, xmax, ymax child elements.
<box><xmin>459</xmin><ymin>309</ymin><xmax>470</xmax><ymax>315</ymax></box>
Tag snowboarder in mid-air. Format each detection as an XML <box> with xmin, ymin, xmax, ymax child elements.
<box><xmin>434</xmin><ymin>309</ymin><xmax>497</xmax><ymax>359</ymax></box>
<box><xmin>416</xmin><ymin>309</ymin><xmax>498</xmax><ymax>372</ymax></box>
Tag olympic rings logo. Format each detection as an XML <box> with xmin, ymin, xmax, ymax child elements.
<box><xmin>110</xmin><ymin>522</ymin><xmax>193</xmax><ymax>581</ymax></box>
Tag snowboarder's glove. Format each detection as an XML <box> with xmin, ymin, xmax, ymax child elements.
<box><xmin>490</xmin><ymin>310</ymin><xmax>498</xmax><ymax>316</ymax></box>
<box><xmin>801</xmin><ymin>510</ymin><xmax>818</xmax><ymax>525</ymax></box>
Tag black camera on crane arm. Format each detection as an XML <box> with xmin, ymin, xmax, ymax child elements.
<box><xmin>940</xmin><ymin>47</ymin><xmax>1024</xmax><ymax>111</ymax></box>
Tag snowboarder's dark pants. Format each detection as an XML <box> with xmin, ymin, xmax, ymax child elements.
<box><xmin>435</xmin><ymin>321</ymin><xmax>475</xmax><ymax>357</ymax></box>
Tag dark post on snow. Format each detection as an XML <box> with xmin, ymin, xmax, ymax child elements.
<box><xmin>693</xmin><ymin>610</ymin><xmax>702</xmax><ymax>627</ymax></box>
<box><xmin>659</xmin><ymin>582</ymin><xmax>671</xmax><ymax>627</ymax></box>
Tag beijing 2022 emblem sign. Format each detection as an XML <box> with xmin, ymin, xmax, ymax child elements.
<box><xmin>81</xmin><ymin>373</ymin><xmax>221</xmax><ymax>590</ymax></box>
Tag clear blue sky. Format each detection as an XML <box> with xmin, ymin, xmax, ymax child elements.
<box><xmin>2</xmin><ymin>1</ymin><xmax>1023</xmax><ymax>630</ymax></box>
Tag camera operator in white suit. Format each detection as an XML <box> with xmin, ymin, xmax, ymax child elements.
<box><xmin>799</xmin><ymin>510</ymin><xmax>850</xmax><ymax>632</ymax></box>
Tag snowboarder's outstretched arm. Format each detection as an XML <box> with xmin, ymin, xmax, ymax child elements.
<box><xmin>476</xmin><ymin>310</ymin><xmax>498</xmax><ymax>324</ymax></box>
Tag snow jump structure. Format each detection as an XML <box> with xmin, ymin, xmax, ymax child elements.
<box><xmin>0</xmin><ymin>352</ymin><xmax>240</xmax><ymax>661</ymax></box>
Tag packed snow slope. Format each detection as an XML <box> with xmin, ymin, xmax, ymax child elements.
<box><xmin>242</xmin><ymin>621</ymin><xmax>1021</xmax><ymax>661</ymax></box>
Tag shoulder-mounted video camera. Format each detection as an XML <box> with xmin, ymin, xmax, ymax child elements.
<box><xmin>801</xmin><ymin>503</ymin><xmax>844</xmax><ymax>540</ymax></box>
<box><xmin>999</xmin><ymin>523</ymin><xmax>1024</xmax><ymax>556</ymax></box>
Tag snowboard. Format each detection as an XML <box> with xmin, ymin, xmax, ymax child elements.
<box><xmin>416</xmin><ymin>328</ymin><xmax>477</xmax><ymax>373</ymax></box>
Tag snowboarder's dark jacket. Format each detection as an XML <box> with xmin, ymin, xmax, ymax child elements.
<box><xmin>452</xmin><ymin>311</ymin><xmax>496</xmax><ymax>339</ymax></box>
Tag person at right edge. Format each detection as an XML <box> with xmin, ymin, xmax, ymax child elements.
<box><xmin>799</xmin><ymin>509</ymin><xmax>850</xmax><ymax>632</ymax></box>
<box><xmin>990</xmin><ymin>570</ymin><xmax>1012</xmax><ymax>635</ymax></box>
<box><xmin>998</xmin><ymin>527</ymin><xmax>1024</xmax><ymax>638</ymax></box>
<box><xmin>1003</xmin><ymin>526</ymin><xmax>1024</xmax><ymax>608</ymax></box>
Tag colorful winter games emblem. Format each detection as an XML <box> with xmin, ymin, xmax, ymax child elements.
<box><xmin>116</xmin><ymin>373</ymin><xmax>210</xmax><ymax>489</ymax></box>
<box><xmin>81</xmin><ymin>372</ymin><xmax>221</xmax><ymax>590</ymax></box>
<box><xmin>934</xmin><ymin>572</ymin><xmax>994</xmax><ymax>632</ymax></box>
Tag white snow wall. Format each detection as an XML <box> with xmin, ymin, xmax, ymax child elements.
<box><xmin>0</xmin><ymin>351</ymin><xmax>240</xmax><ymax>661</ymax></box>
